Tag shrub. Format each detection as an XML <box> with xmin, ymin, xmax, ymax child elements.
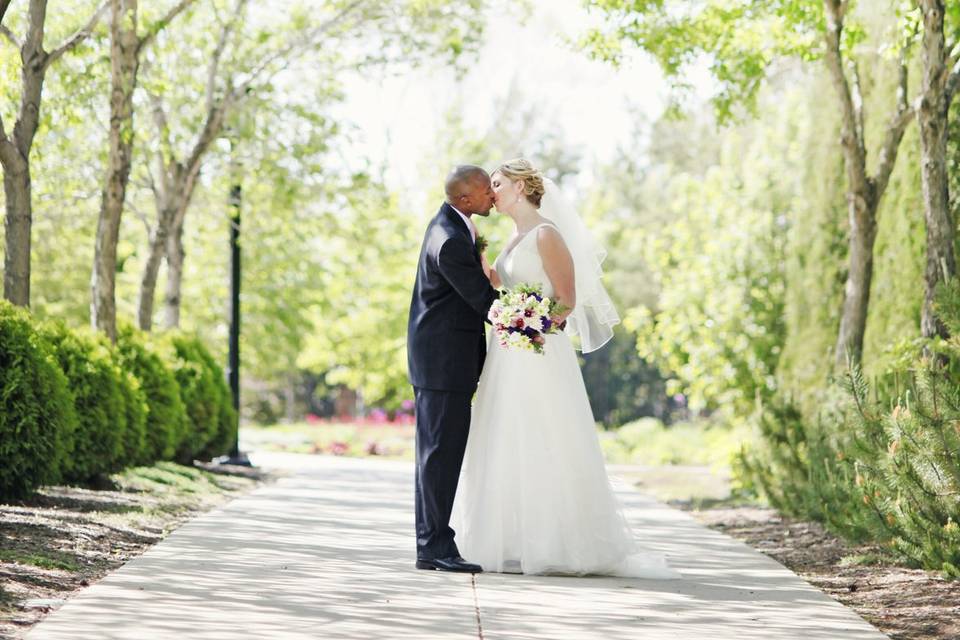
<box><xmin>0</xmin><ymin>301</ymin><xmax>77</xmax><ymax>499</ymax></box>
<box><xmin>99</xmin><ymin>336</ymin><xmax>149</xmax><ymax>466</ymax></box>
<box><xmin>733</xmin><ymin>392</ymin><xmax>871</xmax><ymax>538</ymax></box>
<box><xmin>39</xmin><ymin>321</ymin><xmax>126</xmax><ymax>483</ymax></box>
<box><xmin>738</xmin><ymin>279</ymin><xmax>960</xmax><ymax>579</ymax></box>
<box><xmin>206</xmin><ymin>393</ymin><xmax>238</xmax><ymax>461</ymax></box>
<box><xmin>115</xmin><ymin>325</ymin><xmax>187</xmax><ymax>462</ymax></box>
<box><xmin>161</xmin><ymin>332</ymin><xmax>234</xmax><ymax>462</ymax></box>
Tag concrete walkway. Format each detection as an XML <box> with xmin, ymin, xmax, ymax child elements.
<box><xmin>27</xmin><ymin>452</ymin><xmax>888</xmax><ymax>639</ymax></box>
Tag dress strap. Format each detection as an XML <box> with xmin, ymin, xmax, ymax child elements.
<box><xmin>522</xmin><ymin>222</ymin><xmax>560</xmax><ymax>242</ymax></box>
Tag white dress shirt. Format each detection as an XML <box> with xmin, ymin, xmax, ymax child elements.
<box><xmin>449</xmin><ymin>204</ymin><xmax>476</xmax><ymax>244</ymax></box>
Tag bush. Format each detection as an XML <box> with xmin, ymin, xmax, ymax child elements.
<box><xmin>113</xmin><ymin>364</ymin><xmax>149</xmax><ymax>465</ymax></box>
<box><xmin>837</xmin><ymin>363</ymin><xmax>960</xmax><ymax>578</ymax></box>
<box><xmin>115</xmin><ymin>325</ymin><xmax>188</xmax><ymax>462</ymax></box>
<box><xmin>604</xmin><ymin>416</ymin><xmax>751</xmax><ymax>468</ymax></box>
<box><xmin>207</xmin><ymin>394</ymin><xmax>238</xmax><ymax>460</ymax></box>
<box><xmin>161</xmin><ymin>332</ymin><xmax>235</xmax><ymax>462</ymax></box>
<box><xmin>0</xmin><ymin>301</ymin><xmax>77</xmax><ymax>500</ymax></box>
<box><xmin>738</xmin><ymin>277</ymin><xmax>960</xmax><ymax>579</ymax></box>
<box><xmin>733</xmin><ymin>392</ymin><xmax>870</xmax><ymax>538</ymax></box>
<box><xmin>39</xmin><ymin>321</ymin><xmax>126</xmax><ymax>483</ymax></box>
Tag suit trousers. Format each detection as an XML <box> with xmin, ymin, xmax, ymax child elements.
<box><xmin>413</xmin><ymin>387</ymin><xmax>472</xmax><ymax>560</ymax></box>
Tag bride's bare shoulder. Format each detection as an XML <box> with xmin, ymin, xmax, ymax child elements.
<box><xmin>535</xmin><ymin>222</ymin><xmax>564</xmax><ymax>245</ymax></box>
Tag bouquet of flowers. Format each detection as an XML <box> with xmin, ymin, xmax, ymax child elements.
<box><xmin>488</xmin><ymin>283</ymin><xmax>565</xmax><ymax>354</ymax></box>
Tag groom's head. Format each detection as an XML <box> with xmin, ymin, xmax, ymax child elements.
<box><xmin>445</xmin><ymin>165</ymin><xmax>494</xmax><ymax>217</ymax></box>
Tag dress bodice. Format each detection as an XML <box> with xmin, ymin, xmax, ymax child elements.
<box><xmin>494</xmin><ymin>223</ymin><xmax>557</xmax><ymax>298</ymax></box>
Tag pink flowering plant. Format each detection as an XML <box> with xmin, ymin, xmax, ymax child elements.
<box><xmin>488</xmin><ymin>283</ymin><xmax>566</xmax><ymax>354</ymax></box>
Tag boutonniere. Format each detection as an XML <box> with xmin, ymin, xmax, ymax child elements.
<box><xmin>476</xmin><ymin>233</ymin><xmax>488</xmax><ymax>253</ymax></box>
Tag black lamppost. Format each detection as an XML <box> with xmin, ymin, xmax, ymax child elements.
<box><xmin>221</xmin><ymin>138</ymin><xmax>251</xmax><ymax>467</ymax></box>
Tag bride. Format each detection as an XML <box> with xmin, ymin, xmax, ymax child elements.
<box><xmin>450</xmin><ymin>158</ymin><xmax>681</xmax><ymax>579</ymax></box>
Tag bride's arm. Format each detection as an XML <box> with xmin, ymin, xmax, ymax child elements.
<box><xmin>481</xmin><ymin>253</ymin><xmax>502</xmax><ymax>288</ymax></box>
<box><xmin>537</xmin><ymin>227</ymin><xmax>575</xmax><ymax>321</ymax></box>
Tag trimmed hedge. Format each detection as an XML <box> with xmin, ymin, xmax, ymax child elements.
<box><xmin>205</xmin><ymin>387</ymin><xmax>238</xmax><ymax>462</ymax></box>
<box><xmin>39</xmin><ymin>321</ymin><xmax>127</xmax><ymax>483</ymax></box>
<box><xmin>111</xmin><ymin>356</ymin><xmax>150</xmax><ymax>466</ymax></box>
<box><xmin>1</xmin><ymin>307</ymin><xmax>234</xmax><ymax>500</ymax></box>
<box><xmin>0</xmin><ymin>302</ymin><xmax>78</xmax><ymax>499</ymax></box>
<box><xmin>115</xmin><ymin>325</ymin><xmax>188</xmax><ymax>463</ymax></box>
<box><xmin>162</xmin><ymin>332</ymin><xmax>236</xmax><ymax>462</ymax></box>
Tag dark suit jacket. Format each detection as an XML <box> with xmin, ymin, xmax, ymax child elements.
<box><xmin>407</xmin><ymin>203</ymin><xmax>499</xmax><ymax>392</ymax></box>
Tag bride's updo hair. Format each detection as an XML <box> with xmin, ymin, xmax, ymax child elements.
<box><xmin>495</xmin><ymin>158</ymin><xmax>546</xmax><ymax>207</ymax></box>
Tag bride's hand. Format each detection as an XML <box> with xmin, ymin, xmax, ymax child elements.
<box><xmin>482</xmin><ymin>254</ymin><xmax>502</xmax><ymax>287</ymax></box>
<box><xmin>480</xmin><ymin>252</ymin><xmax>492</xmax><ymax>278</ymax></box>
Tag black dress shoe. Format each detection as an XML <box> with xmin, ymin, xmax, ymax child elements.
<box><xmin>416</xmin><ymin>556</ymin><xmax>483</xmax><ymax>573</ymax></box>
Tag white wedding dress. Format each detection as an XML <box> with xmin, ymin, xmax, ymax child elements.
<box><xmin>450</xmin><ymin>222</ymin><xmax>681</xmax><ymax>579</ymax></box>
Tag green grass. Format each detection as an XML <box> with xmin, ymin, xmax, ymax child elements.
<box><xmin>0</xmin><ymin>549</ymin><xmax>82</xmax><ymax>572</ymax></box>
<box><xmin>839</xmin><ymin>553</ymin><xmax>898</xmax><ymax>567</ymax></box>
<box><xmin>116</xmin><ymin>462</ymin><xmax>232</xmax><ymax>496</ymax></box>
<box><xmin>598</xmin><ymin>416</ymin><xmax>756</xmax><ymax>471</ymax></box>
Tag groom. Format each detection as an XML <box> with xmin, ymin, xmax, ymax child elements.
<box><xmin>406</xmin><ymin>165</ymin><xmax>499</xmax><ymax>573</ymax></box>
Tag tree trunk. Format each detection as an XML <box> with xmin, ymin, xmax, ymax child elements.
<box><xmin>2</xmin><ymin>156</ymin><xmax>32</xmax><ymax>307</ymax></box>
<box><xmin>91</xmin><ymin>0</ymin><xmax>140</xmax><ymax>342</ymax></box>
<box><xmin>1</xmin><ymin>1</ymin><xmax>105</xmax><ymax>307</ymax></box>
<box><xmin>140</xmin><ymin>99</ymin><xmax>229</xmax><ymax>331</ymax></box>
<box><xmin>835</xmin><ymin>194</ymin><xmax>878</xmax><ymax>366</ymax></box>
<box><xmin>137</xmin><ymin>204</ymin><xmax>174</xmax><ymax>331</ymax></box>
<box><xmin>162</xmin><ymin>218</ymin><xmax>185</xmax><ymax>329</ymax></box>
<box><xmin>917</xmin><ymin>0</ymin><xmax>956</xmax><ymax>340</ymax></box>
<box><xmin>1</xmin><ymin>2</ymin><xmax>47</xmax><ymax>308</ymax></box>
<box><xmin>824</xmin><ymin>0</ymin><xmax>913</xmax><ymax>368</ymax></box>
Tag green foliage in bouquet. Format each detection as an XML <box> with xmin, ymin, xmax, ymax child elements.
<box><xmin>0</xmin><ymin>301</ymin><xmax>77</xmax><ymax>499</ymax></box>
